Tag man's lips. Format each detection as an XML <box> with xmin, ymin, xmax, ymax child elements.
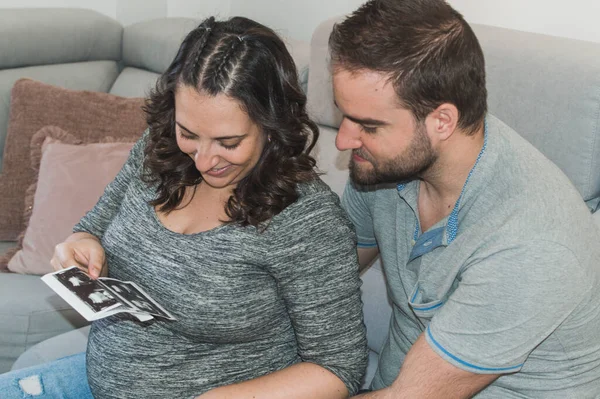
<box><xmin>352</xmin><ymin>152</ymin><xmax>368</xmax><ymax>162</ymax></box>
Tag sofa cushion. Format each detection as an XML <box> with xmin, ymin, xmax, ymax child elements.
<box><xmin>3</xmin><ymin>127</ymin><xmax>134</xmax><ymax>274</ymax></box>
<box><xmin>471</xmin><ymin>24</ymin><xmax>600</xmax><ymax>211</ymax></box>
<box><xmin>0</xmin><ymin>273</ymin><xmax>88</xmax><ymax>373</ymax></box>
<box><xmin>123</xmin><ymin>18</ymin><xmax>201</xmax><ymax>75</ymax></box>
<box><xmin>11</xmin><ymin>326</ymin><xmax>91</xmax><ymax>371</ymax></box>
<box><xmin>312</xmin><ymin>125</ymin><xmax>350</xmax><ymax>198</ymax></box>
<box><xmin>109</xmin><ymin>67</ymin><xmax>162</xmax><ymax>98</ymax></box>
<box><xmin>306</xmin><ymin>17</ymin><xmax>343</xmax><ymax>130</ymax></box>
<box><xmin>0</xmin><ymin>79</ymin><xmax>146</xmax><ymax>241</ymax></box>
<box><xmin>0</xmin><ymin>61</ymin><xmax>120</xmax><ymax>171</ymax></box>
<box><xmin>360</xmin><ymin>260</ymin><xmax>392</xmax><ymax>355</ymax></box>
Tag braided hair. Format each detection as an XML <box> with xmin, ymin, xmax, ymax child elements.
<box><xmin>142</xmin><ymin>17</ymin><xmax>319</xmax><ymax>229</ymax></box>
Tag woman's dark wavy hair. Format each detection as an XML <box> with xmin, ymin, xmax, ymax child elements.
<box><xmin>142</xmin><ymin>16</ymin><xmax>319</xmax><ymax>229</ymax></box>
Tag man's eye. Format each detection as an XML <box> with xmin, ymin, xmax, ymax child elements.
<box><xmin>361</xmin><ymin>125</ymin><xmax>377</xmax><ymax>134</ymax></box>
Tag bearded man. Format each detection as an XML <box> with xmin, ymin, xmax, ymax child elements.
<box><xmin>331</xmin><ymin>0</ymin><xmax>600</xmax><ymax>397</ymax></box>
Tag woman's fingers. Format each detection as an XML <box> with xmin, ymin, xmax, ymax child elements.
<box><xmin>51</xmin><ymin>243</ymin><xmax>83</xmax><ymax>271</ymax></box>
<box><xmin>52</xmin><ymin>240</ymin><xmax>106</xmax><ymax>279</ymax></box>
<box><xmin>87</xmin><ymin>250</ymin><xmax>106</xmax><ymax>279</ymax></box>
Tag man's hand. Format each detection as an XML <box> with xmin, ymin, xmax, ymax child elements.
<box><xmin>353</xmin><ymin>334</ymin><xmax>499</xmax><ymax>399</ymax></box>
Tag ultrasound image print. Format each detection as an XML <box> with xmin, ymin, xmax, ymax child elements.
<box><xmin>54</xmin><ymin>267</ymin><xmax>119</xmax><ymax>312</ymax></box>
<box><xmin>101</xmin><ymin>279</ymin><xmax>171</xmax><ymax>319</ymax></box>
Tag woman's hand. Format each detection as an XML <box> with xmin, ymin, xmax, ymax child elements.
<box><xmin>50</xmin><ymin>232</ymin><xmax>107</xmax><ymax>279</ymax></box>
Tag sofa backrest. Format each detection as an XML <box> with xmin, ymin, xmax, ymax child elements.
<box><xmin>0</xmin><ymin>8</ymin><xmax>122</xmax><ymax>171</ymax></box>
<box><xmin>108</xmin><ymin>18</ymin><xmax>201</xmax><ymax>98</ymax></box>
<box><xmin>307</xmin><ymin>16</ymin><xmax>600</xmax><ymax>212</ymax></box>
<box><xmin>111</xmin><ymin>17</ymin><xmax>311</xmax><ymax>99</ymax></box>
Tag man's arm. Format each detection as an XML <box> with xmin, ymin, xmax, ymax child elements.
<box><xmin>354</xmin><ymin>334</ymin><xmax>499</xmax><ymax>399</ymax></box>
<box><xmin>357</xmin><ymin>246</ymin><xmax>379</xmax><ymax>274</ymax></box>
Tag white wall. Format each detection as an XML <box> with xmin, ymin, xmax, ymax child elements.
<box><xmin>167</xmin><ymin>0</ymin><xmax>230</xmax><ymax>20</ymax></box>
<box><xmin>448</xmin><ymin>0</ymin><xmax>600</xmax><ymax>44</ymax></box>
<box><xmin>229</xmin><ymin>0</ymin><xmax>365</xmax><ymax>42</ymax></box>
<box><xmin>1</xmin><ymin>0</ymin><xmax>599</xmax><ymax>44</ymax></box>
<box><xmin>0</xmin><ymin>0</ymin><xmax>118</xmax><ymax>19</ymax></box>
<box><xmin>117</xmin><ymin>0</ymin><xmax>166</xmax><ymax>26</ymax></box>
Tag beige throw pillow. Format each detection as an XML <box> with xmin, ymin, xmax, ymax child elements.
<box><xmin>2</xmin><ymin>126</ymin><xmax>134</xmax><ymax>275</ymax></box>
<box><xmin>0</xmin><ymin>79</ymin><xmax>146</xmax><ymax>240</ymax></box>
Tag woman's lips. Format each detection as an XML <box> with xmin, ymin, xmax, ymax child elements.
<box><xmin>204</xmin><ymin>164</ymin><xmax>233</xmax><ymax>177</ymax></box>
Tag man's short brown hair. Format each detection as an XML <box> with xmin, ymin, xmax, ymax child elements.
<box><xmin>329</xmin><ymin>0</ymin><xmax>487</xmax><ymax>135</ymax></box>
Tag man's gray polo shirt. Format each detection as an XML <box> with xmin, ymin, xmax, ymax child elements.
<box><xmin>342</xmin><ymin>115</ymin><xmax>600</xmax><ymax>397</ymax></box>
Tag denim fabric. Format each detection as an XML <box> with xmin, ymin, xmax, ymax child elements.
<box><xmin>0</xmin><ymin>352</ymin><xmax>92</xmax><ymax>398</ymax></box>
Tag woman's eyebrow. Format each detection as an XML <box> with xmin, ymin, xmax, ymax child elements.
<box><xmin>176</xmin><ymin>122</ymin><xmax>199</xmax><ymax>136</ymax></box>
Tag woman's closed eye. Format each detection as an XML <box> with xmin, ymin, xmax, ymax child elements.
<box><xmin>179</xmin><ymin>131</ymin><xmax>196</xmax><ymax>140</ymax></box>
<box><xmin>219</xmin><ymin>140</ymin><xmax>242</xmax><ymax>150</ymax></box>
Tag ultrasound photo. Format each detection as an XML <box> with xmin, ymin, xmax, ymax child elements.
<box><xmin>100</xmin><ymin>278</ymin><xmax>173</xmax><ymax>319</ymax></box>
<box><xmin>43</xmin><ymin>266</ymin><xmax>176</xmax><ymax>322</ymax></box>
<box><xmin>53</xmin><ymin>266</ymin><xmax>119</xmax><ymax>313</ymax></box>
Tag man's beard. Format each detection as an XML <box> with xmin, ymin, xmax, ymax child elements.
<box><xmin>349</xmin><ymin>124</ymin><xmax>437</xmax><ymax>185</ymax></box>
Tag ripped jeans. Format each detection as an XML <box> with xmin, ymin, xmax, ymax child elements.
<box><xmin>0</xmin><ymin>352</ymin><xmax>93</xmax><ymax>398</ymax></box>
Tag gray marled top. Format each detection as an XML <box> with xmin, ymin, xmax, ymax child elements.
<box><xmin>75</xmin><ymin>134</ymin><xmax>368</xmax><ymax>398</ymax></box>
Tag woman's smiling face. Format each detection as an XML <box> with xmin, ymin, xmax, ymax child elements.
<box><xmin>174</xmin><ymin>85</ymin><xmax>266</xmax><ymax>191</ymax></box>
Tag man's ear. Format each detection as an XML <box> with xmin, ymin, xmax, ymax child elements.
<box><xmin>425</xmin><ymin>103</ymin><xmax>459</xmax><ymax>143</ymax></box>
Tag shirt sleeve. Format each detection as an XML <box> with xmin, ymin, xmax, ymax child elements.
<box><xmin>73</xmin><ymin>130</ymin><xmax>148</xmax><ymax>238</ymax></box>
<box><xmin>266</xmin><ymin>189</ymin><xmax>368</xmax><ymax>395</ymax></box>
<box><xmin>341</xmin><ymin>180</ymin><xmax>377</xmax><ymax>248</ymax></box>
<box><xmin>426</xmin><ymin>240</ymin><xmax>592</xmax><ymax>374</ymax></box>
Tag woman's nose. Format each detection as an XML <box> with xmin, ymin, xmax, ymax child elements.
<box><xmin>192</xmin><ymin>143</ymin><xmax>219</xmax><ymax>172</ymax></box>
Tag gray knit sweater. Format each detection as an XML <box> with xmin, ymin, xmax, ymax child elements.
<box><xmin>74</xmin><ymin>134</ymin><xmax>368</xmax><ymax>398</ymax></box>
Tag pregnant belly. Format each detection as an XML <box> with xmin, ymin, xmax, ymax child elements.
<box><xmin>85</xmin><ymin>317</ymin><xmax>300</xmax><ymax>399</ymax></box>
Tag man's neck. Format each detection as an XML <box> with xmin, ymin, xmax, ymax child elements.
<box><xmin>417</xmin><ymin>127</ymin><xmax>485</xmax><ymax>232</ymax></box>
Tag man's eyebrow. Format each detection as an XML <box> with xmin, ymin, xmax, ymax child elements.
<box><xmin>333</xmin><ymin>101</ymin><xmax>389</xmax><ymax>127</ymax></box>
<box><xmin>176</xmin><ymin>122</ymin><xmax>247</xmax><ymax>140</ymax></box>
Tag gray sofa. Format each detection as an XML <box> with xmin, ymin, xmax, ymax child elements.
<box><xmin>2</xmin><ymin>8</ymin><xmax>600</xmax><ymax>392</ymax></box>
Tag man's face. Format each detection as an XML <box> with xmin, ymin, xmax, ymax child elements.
<box><xmin>332</xmin><ymin>68</ymin><xmax>437</xmax><ymax>185</ymax></box>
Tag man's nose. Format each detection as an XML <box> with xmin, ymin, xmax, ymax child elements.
<box><xmin>335</xmin><ymin>119</ymin><xmax>362</xmax><ymax>151</ymax></box>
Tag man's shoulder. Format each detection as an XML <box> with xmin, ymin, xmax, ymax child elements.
<box><xmin>343</xmin><ymin>181</ymin><xmax>402</xmax><ymax>207</ymax></box>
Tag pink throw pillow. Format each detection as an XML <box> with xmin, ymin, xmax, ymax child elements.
<box><xmin>6</xmin><ymin>129</ymin><xmax>134</xmax><ymax>275</ymax></box>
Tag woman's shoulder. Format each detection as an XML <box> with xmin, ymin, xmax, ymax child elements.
<box><xmin>268</xmin><ymin>177</ymin><xmax>352</xmax><ymax>232</ymax></box>
<box><xmin>295</xmin><ymin>177</ymin><xmax>344</xmax><ymax>210</ymax></box>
